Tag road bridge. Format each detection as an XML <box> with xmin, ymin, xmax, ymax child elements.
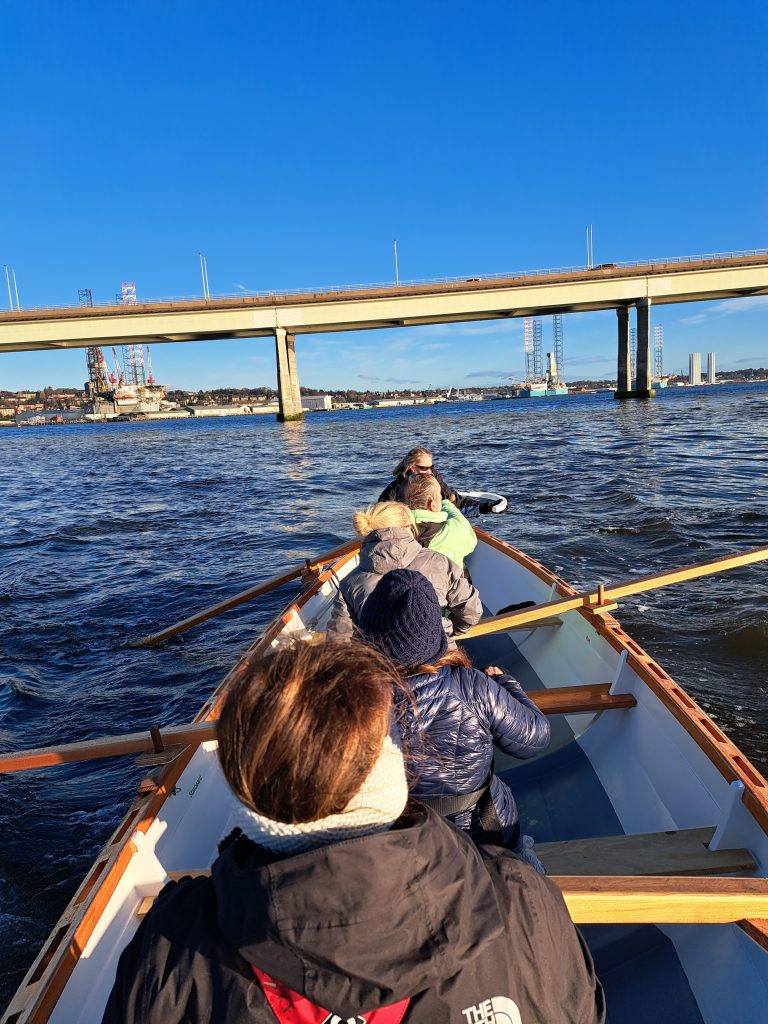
<box><xmin>2</xmin><ymin>250</ymin><xmax>767</xmax><ymax>417</ymax></box>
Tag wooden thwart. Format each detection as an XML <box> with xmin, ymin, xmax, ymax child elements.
<box><xmin>556</xmin><ymin>875</ymin><xmax>768</xmax><ymax>925</ymax></box>
<box><xmin>527</xmin><ymin>683</ymin><xmax>635</xmax><ymax>715</ymax></box>
<box><xmin>0</xmin><ymin>683</ymin><xmax>632</xmax><ymax>775</ymax></box>
<box><xmin>538</xmin><ymin>826</ymin><xmax>756</xmax><ymax>877</ymax></box>
<box><xmin>462</xmin><ymin>545</ymin><xmax>768</xmax><ymax>640</ymax></box>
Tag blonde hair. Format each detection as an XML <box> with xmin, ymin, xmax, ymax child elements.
<box><xmin>402</xmin><ymin>473</ymin><xmax>441</xmax><ymax>510</ymax></box>
<box><xmin>352</xmin><ymin>501</ymin><xmax>416</xmax><ymax>537</ymax></box>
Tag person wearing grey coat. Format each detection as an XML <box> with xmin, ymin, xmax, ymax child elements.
<box><xmin>326</xmin><ymin>526</ymin><xmax>483</xmax><ymax>640</ymax></box>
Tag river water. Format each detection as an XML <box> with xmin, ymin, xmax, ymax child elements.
<box><xmin>1</xmin><ymin>382</ymin><xmax>767</xmax><ymax>1007</ymax></box>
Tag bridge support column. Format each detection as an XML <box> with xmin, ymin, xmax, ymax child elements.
<box><xmin>634</xmin><ymin>298</ymin><xmax>655</xmax><ymax>399</ymax></box>
<box><xmin>614</xmin><ymin>306</ymin><xmax>633</xmax><ymax>399</ymax></box>
<box><xmin>274</xmin><ymin>328</ymin><xmax>304</xmax><ymax>421</ymax></box>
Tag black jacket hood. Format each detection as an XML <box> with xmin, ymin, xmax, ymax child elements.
<box><xmin>213</xmin><ymin>805</ymin><xmax>505</xmax><ymax>1016</ymax></box>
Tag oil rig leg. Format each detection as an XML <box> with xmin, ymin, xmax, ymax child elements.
<box><xmin>274</xmin><ymin>328</ymin><xmax>304</xmax><ymax>422</ymax></box>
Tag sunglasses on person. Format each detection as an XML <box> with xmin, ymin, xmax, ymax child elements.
<box><xmin>410</xmin><ymin>463</ymin><xmax>433</xmax><ymax>473</ymax></box>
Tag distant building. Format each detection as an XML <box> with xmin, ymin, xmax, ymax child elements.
<box><xmin>301</xmin><ymin>395</ymin><xmax>332</xmax><ymax>412</ymax></box>
<box><xmin>707</xmin><ymin>352</ymin><xmax>716</xmax><ymax>384</ymax></box>
<box><xmin>689</xmin><ymin>352</ymin><xmax>702</xmax><ymax>386</ymax></box>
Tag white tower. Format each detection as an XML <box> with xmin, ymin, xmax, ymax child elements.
<box><xmin>707</xmin><ymin>352</ymin><xmax>716</xmax><ymax>384</ymax></box>
<box><xmin>689</xmin><ymin>352</ymin><xmax>701</xmax><ymax>385</ymax></box>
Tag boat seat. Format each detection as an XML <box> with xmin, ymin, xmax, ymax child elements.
<box><xmin>528</xmin><ymin>683</ymin><xmax>636</xmax><ymax>715</ymax></box>
<box><xmin>538</xmin><ymin>826</ymin><xmax>756</xmax><ymax>877</ymax></box>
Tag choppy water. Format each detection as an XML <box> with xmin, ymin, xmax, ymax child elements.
<box><xmin>1</xmin><ymin>382</ymin><xmax>767</xmax><ymax>1007</ymax></box>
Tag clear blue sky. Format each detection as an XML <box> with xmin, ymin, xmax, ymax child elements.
<box><xmin>1</xmin><ymin>0</ymin><xmax>766</xmax><ymax>391</ymax></box>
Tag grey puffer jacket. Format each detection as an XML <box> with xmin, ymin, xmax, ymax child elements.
<box><xmin>326</xmin><ymin>527</ymin><xmax>482</xmax><ymax>639</ymax></box>
<box><xmin>402</xmin><ymin>664</ymin><xmax>551</xmax><ymax>840</ymax></box>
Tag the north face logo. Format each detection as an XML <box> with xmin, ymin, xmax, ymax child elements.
<box><xmin>461</xmin><ymin>996</ymin><xmax>522</xmax><ymax>1024</ymax></box>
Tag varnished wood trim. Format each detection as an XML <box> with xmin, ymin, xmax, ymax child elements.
<box><xmin>555</xmin><ymin>875</ymin><xmax>768</xmax><ymax>924</ymax></box>
<box><xmin>528</xmin><ymin>683</ymin><xmax>636</xmax><ymax>715</ymax></box>
<box><xmin>740</xmin><ymin>919</ymin><xmax>768</xmax><ymax>951</ymax></box>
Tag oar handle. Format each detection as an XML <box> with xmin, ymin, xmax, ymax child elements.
<box><xmin>462</xmin><ymin>545</ymin><xmax>768</xmax><ymax>640</ymax></box>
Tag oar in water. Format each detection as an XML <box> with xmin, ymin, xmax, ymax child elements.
<box><xmin>462</xmin><ymin>545</ymin><xmax>768</xmax><ymax>640</ymax></box>
<box><xmin>133</xmin><ymin>538</ymin><xmax>360</xmax><ymax>648</ymax></box>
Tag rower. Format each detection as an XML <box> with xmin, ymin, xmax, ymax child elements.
<box><xmin>402</xmin><ymin>472</ymin><xmax>477</xmax><ymax>569</ymax></box>
<box><xmin>377</xmin><ymin>445</ymin><xmax>508</xmax><ymax>516</ymax></box>
<box><xmin>102</xmin><ymin>639</ymin><xmax>604</xmax><ymax>1024</ymax></box>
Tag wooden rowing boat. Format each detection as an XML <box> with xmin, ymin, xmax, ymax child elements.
<box><xmin>3</xmin><ymin>530</ymin><xmax>768</xmax><ymax>1023</ymax></box>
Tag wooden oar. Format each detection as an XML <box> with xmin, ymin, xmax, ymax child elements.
<box><xmin>462</xmin><ymin>545</ymin><xmax>768</xmax><ymax>640</ymax></box>
<box><xmin>133</xmin><ymin>538</ymin><xmax>360</xmax><ymax>648</ymax></box>
<box><xmin>0</xmin><ymin>683</ymin><xmax>633</xmax><ymax>775</ymax></box>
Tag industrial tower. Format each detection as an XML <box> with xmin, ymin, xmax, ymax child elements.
<box><xmin>653</xmin><ymin>325</ymin><xmax>664</xmax><ymax>381</ymax></box>
<box><xmin>630</xmin><ymin>328</ymin><xmax>637</xmax><ymax>388</ymax></box>
<box><xmin>81</xmin><ymin>289</ymin><xmax>111</xmax><ymax>397</ymax></box>
<box><xmin>524</xmin><ymin>318</ymin><xmax>534</xmax><ymax>382</ymax></box>
<box><xmin>524</xmin><ymin>317</ymin><xmax>545</xmax><ymax>382</ymax></box>
<box><xmin>552</xmin><ymin>314</ymin><xmax>564</xmax><ymax>386</ymax></box>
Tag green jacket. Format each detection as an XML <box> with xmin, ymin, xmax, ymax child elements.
<box><xmin>412</xmin><ymin>500</ymin><xmax>477</xmax><ymax>568</ymax></box>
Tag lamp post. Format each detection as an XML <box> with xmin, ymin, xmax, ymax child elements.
<box><xmin>198</xmin><ymin>253</ymin><xmax>210</xmax><ymax>299</ymax></box>
<box><xmin>393</xmin><ymin>240</ymin><xmax>399</xmax><ymax>286</ymax></box>
<box><xmin>4</xmin><ymin>266</ymin><xmax>12</xmax><ymax>310</ymax></box>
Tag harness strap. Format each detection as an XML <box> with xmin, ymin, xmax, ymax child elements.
<box><xmin>418</xmin><ymin>766</ymin><xmax>507</xmax><ymax>846</ymax></box>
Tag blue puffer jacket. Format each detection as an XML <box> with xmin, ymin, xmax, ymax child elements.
<box><xmin>401</xmin><ymin>664</ymin><xmax>550</xmax><ymax>840</ymax></box>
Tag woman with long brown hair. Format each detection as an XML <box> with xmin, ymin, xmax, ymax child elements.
<box><xmin>102</xmin><ymin>638</ymin><xmax>603</xmax><ymax>1024</ymax></box>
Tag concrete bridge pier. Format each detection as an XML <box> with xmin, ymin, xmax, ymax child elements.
<box><xmin>634</xmin><ymin>298</ymin><xmax>655</xmax><ymax>399</ymax></box>
<box><xmin>274</xmin><ymin>327</ymin><xmax>304</xmax><ymax>421</ymax></box>
<box><xmin>614</xmin><ymin>305</ymin><xmax>633</xmax><ymax>399</ymax></box>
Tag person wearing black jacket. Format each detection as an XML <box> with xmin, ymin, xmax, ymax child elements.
<box><xmin>102</xmin><ymin>640</ymin><xmax>605</xmax><ymax>1024</ymax></box>
<box><xmin>377</xmin><ymin>446</ymin><xmax>506</xmax><ymax>515</ymax></box>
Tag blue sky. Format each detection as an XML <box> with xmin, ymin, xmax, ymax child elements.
<box><xmin>1</xmin><ymin>0</ymin><xmax>766</xmax><ymax>391</ymax></box>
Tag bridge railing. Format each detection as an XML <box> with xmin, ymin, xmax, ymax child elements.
<box><xmin>3</xmin><ymin>248</ymin><xmax>768</xmax><ymax>315</ymax></box>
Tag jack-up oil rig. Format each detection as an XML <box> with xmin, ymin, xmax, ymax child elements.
<box><xmin>80</xmin><ymin>285</ymin><xmax>168</xmax><ymax>417</ymax></box>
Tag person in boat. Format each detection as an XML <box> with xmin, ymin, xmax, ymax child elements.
<box><xmin>325</xmin><ymin>500</ymin><xmax>482</xmax><ymax>641</ymax></box>
<box><xmin>101</xmin><ymin>639</ymin><xmax>605</xmax><ymax>1024</ymax></box>
<box><xmin>402</xmin><ymin>472</ymin><xmax>477</xmax><ymax>569</ymax></box>
<box><xmin>358</xmin><ymin>568</ymin><xmax>550</xmax><ymax>861</ymax></box>
<box><xmin>377</xmin><ymin>445</ymin><xmax>506</xmax><ymax>515</ymax></box>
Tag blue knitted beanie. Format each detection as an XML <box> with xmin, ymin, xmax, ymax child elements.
<box><xmin>358</xmin><ymin>568</ymin><xmax>449</xmax><ymax>668</ymax></box>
